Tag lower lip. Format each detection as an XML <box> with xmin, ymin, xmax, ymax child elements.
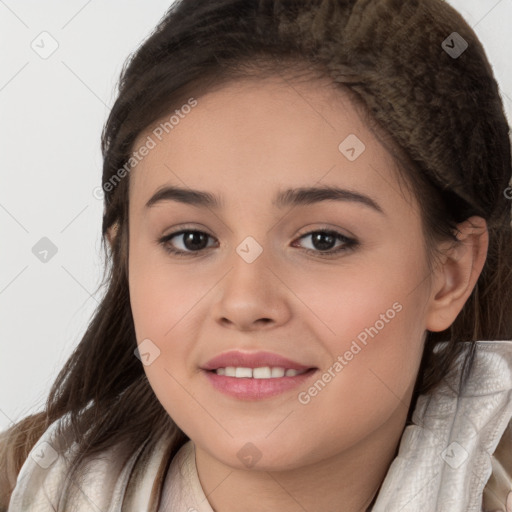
<box><xmin>202</xmin><ymin>369</ymin><xmax>318</xmax><ymax>400</ymax></box>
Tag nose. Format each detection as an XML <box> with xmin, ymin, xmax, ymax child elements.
<box><xmin>212</xmin><ymin>245</ymin><xmax>292</xmax><ymax>332</ymax></box>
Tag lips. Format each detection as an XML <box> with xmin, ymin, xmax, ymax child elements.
<box><xmin>201</xmin><ymin>350</ymin><xmax>315</xmax><ymax>372</ymax></box>
<box><xmin>201</xmin><ymin>350</ymin><xmax>318</xmax><ymax>400</ymax></box>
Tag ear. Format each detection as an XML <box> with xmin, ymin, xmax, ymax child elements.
<box><xmin>106</xmin><ymin>222</ymin><xmax>119</xmax><ymax>249</ymax></box>
<box><xmin>425</xmin><ymin>216</ymin><xmax>489</xmax><ymax>332</ymax></box>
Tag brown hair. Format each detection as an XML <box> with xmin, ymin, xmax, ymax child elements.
<box><xmin>2</xmin><ymin>0</ymin><xmax>511</xmax><ymax>509</ymax></box>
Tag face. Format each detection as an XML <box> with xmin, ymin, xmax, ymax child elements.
<box><xmin>127</xmin><ymin>76</ymin><xmax>433</xmax><ymax>471</ymax></box>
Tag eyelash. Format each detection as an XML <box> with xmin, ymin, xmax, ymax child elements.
<box><xmin>158</xmin><ymin>227</ymin><xmax>359</xmax><ymax>259</ymax></box>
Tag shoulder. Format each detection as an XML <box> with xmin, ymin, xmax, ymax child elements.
<box><xmin>461</xmin><ymin>341</ymin><xmax>512</xmax><ymax>511</ymax></box>
<box><xmin>5</xmin><ymin>414</ymin><xmax>77</xmax><ymax>511</ymax></box>
<box><xmin>0</xmin><ymin>412</ymin><xmax>64</xmax><ymax>512</ymax></box>
<box><xmin>483</xmin><ymin>417</ymin><xmax>512</xmax><ymax>512</ymax></box>
<box><xmin>6</xmin><ymin>414</ymin><xmax>135</xmax><ymax>511</ymax></box>
<box><xmin>374</xmin><ymin>341</ymin><xmax>512</xmax><ymax>510</ymax></box>
<box><xmin>5</xmin><ymin>413</ymin><xmax>171</xmax><ymax>512</ymax></box>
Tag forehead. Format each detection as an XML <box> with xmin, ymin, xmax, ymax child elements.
<box><xmin>128</xmin><ymin>76</ymin><xmax>407</xmax><ymax>211</ymax></box>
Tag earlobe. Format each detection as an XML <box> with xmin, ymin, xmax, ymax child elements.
<box><xmin>425</xmin><ymin>216</ymin><xmax>489</xmax><ymax>333</ymax></box>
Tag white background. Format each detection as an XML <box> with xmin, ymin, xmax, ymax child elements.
<box><xmin>1</xmin><ymin>0</ymin><xmax>511</xmax><ymax>431</ymax></box>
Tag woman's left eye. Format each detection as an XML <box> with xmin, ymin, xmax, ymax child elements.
<box><xmin>158</xmin><ymin>229</ymin><xmax>358</xmax><ymax>258</ymax></box>
<box><xmin>292</xmin><ymin>230</ymin><xmax>358</xmax><ymax>256</ymax></box>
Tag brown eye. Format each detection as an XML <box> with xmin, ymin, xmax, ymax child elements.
<box><xmin>292</xmin><ymin>230</ymin><xmax>358</xmax><ymax>258</ymax></box>
<box><xmin>159</xmin><ymin>230</ymin><xmax>217</xmax><ymax>256</ymax></box>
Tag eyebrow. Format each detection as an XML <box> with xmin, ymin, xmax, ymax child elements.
<box><xmin>145</xmin><ymin>185</ymin><xmax>384</xmax><ymax>214</ymax></box>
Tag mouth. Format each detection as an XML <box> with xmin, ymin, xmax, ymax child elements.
<box><xmin>200</xmin><ymin>350</ymin><xmax>318</xmax><ymax>400</ymax></box>
<box><xmin>201</xmin><ymin>364</ymin><xmax>318</xmax><ymax>400</ymax></box>
<box><xmin>208</xmin><ymin>366</ymin><xmax>312</xmax><ymax>378</ymax></box>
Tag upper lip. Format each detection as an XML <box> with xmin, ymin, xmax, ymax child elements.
<box><xmin>201</xmin><ymin>350</ymin><xmax>315</xmax><ymax>371</ymax></box>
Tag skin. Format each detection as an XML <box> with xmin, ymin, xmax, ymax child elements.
<box><xmin>121</xmin><ymin>76</ymin><xmax>488</xmax><ymax>511</ymax></box>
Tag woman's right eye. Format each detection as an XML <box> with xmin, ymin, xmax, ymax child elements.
<box><xmin>158</xmin><ymin>230</ymin><xmax>217</xmax><ymax>257</ymax></box>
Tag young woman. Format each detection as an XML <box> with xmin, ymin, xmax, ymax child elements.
<box><xmin>2</xmin><ymin>0</ymin><xmax>512</xmax><ymax>510</ymax></box>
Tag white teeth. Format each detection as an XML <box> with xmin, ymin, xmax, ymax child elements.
<box><xmin>235</xmin><ymin>367</ymin><xmax>252</xmax><ymax>378</ymax></box>
<box><xmin>271</xmin><ymin>367</ymin><xmax>285</xmax><ymax>378</ymax></box>
<box><xmin>225</xmin><ymin>366</ymin><xmax>236</xmax><ymax>377</ymax></box>
<box><xmin>213</xmin><ymin>366</ymin><xmax>308</xmax><ymax>378</ymax></box>
<box><xmin>253</xmin><ymin>367</ymin><xmax>272</xmax><ymax>379</ymax></box>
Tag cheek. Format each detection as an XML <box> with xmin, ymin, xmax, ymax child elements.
<box><xmin>292</xmin><ymin>296</ymin><xmax>425</xmax><ymax>464</ymax></box>
<box><xmin>288</xmin><ymin>250</ymin><xmax>428</xmax><ymax>424</ymax></box>
<box><xmin>128</xmin><ymin>247</ymin><xmax>215</xmax><ymax>421</ymax></box>
<box><xmin>128</xmin><ymin>260</ymin><xmax>203</xmax><ymax>432</ymax></box>
<box><xmin>283</xmin><ymin>244</ymin><xmax>427</xmax><ymax>357</ymax></box>
<box><xmin>128</xmin><ymin>236</ymin><xmax>212</xmax><ymax>341</ymax></box>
